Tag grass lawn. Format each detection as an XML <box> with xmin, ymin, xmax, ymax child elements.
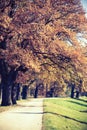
<box><xmin>43</xmin><ymin>97</ymin><xmax>87</xmax><ymax>130</ymax></box>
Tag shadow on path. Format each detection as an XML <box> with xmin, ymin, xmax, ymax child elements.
<box><xmin>11</xmin><ymin>112</ymin><xmax>43</xmax><ymax>114</ymax></box>
<box><xmin>17</xmin><ymin>104</ymin><xmax>43</xmax><ymax>107</ymax></box>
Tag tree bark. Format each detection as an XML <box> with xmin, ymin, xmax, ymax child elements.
<box><xmin>75</xmin><ymin>80</ymin><xmax>82</xmax><ymax>99</ymax></box>
<box><xmin>11</xmin><ymin>84</ymin><xmax>17</xmax><ymax>104</ymax></box>
<box><xmin>34</xmin><ymin>85</ymin><xmax>38</xmax><ymax>98</ymax></box>
<box><xmin>22</xmin><ymin>86</ymin><xmax>28</xmax><ymax>99</ymax></box>
<box><xmin>1</xmin><ymin>79</ymin><xmax>12</xmax><ymax>106</ymax></box>
<box><xmin>0</xmin><ymin>61</ymin><xmax>18</xmax><ymax>106</ymax></box>
<box><xmin>71</xmin><ymin>84</ymin><xmax>75</xmax><ymax>98</ymax></box>
<box><xmin>0</xmin><ymin>59</ymin><xmax>27</xmax><ymax>106</ymax></box>
<box><xmin>16</xmin><ymin>83</ymin><xmax>21</xmax><ymax>100</ymax></box>
<box><xmin>50</xmin><ymin>88</ymin><xmax>54</xmax><ymax>97</ymax></box>
<box><xmin>0</xmin><ymin>60</ymin><xmax>11</xmax><ymax>106</ymax></box>
<box><xmin>46</xmin><ymin>84</ymin><xmax>48</xmax><ymax>97</ymax></box>
<box><xmin>0</xmin><ymin>83</ymin><xmax>1</xmax><ymax>99</ymax></box>
<box><xmin>76</xmin><ymin>91</ymin><xmax>80</xmax><ymax>99</ymax></box>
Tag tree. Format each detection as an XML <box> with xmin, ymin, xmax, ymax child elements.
<box><xmin>0</xmin><ymin>0</ymin><xmax>87</xmax><ymax>105</ymax></box>
<box><xmin>34</xmin><ymin>79</ymin><xmax>43</xmax><ymax>98</ymax></box>
<box><xmin>16</xmin><ymin>83</ymin><xmax>22</xmax><ymax>100</ymax></box>
<box><xmin>22</xmin><ymin>85</ymin><xmax>28</xmax><ymax>99</ymax></box>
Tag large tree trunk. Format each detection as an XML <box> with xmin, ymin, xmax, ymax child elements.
<box><xmin>1</xmin><ymin>79</ymin><xmax>12</xmax><ymax>106</ymax></box>
<box><xmin>1</xmin><ymin>64</ymin><xmax>18</xmax><ymax>106</ymax></box>
<box><xmin>0</xmin><ymin>60</ymin><xmax>27</xmax><ymax>106</ymax></box>
<box><xmin>0</xmin><ymin>60</ymin><xmax>12</xmax><ymax>106</ymax></box>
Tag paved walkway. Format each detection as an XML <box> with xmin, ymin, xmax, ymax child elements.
<box><xmin>0</xmin><ymin>98</ymin><xmax>43</xmax><ymax>130</ymax></box>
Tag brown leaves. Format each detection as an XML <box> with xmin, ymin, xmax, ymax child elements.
<box><xmin>0</xmin><ymin>0</ymin><xmax>87</xmax><ymax>91</ymax></box>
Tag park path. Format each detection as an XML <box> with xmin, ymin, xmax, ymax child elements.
<box><xmin>0</xmin><ymin>98</ymin><xmax>43</xmax><ymax>130</ymax></box>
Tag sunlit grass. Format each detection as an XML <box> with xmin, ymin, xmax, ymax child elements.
<box><xmin>43</xmin><ymin>97</ymin><xmax>87</xmax><ymax>130</ymax></box>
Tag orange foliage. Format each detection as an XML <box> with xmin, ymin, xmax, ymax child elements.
<box><xmin>0</xmin><ymin>0</ymin><xmax>87</xmax><ymax>91</ymax></box>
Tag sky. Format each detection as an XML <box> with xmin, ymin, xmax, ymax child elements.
<box><xmin>81</xmin><ymin>0</ymin><xmax>87</xmax><ymax>18</ymax></box>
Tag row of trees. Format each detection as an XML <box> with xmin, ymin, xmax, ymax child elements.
<box><xmin>0</xmin><ymin>0</ymin><xmax>87</xmax><ymax>106</ymax></box>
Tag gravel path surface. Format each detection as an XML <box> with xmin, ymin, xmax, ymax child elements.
<box><xmin>0</xmin><ymin>98</ymin><xmax>43</xmax><ymax>130</ymax></box>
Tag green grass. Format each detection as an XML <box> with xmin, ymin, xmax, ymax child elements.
<box><xmin>43</xmin><ymin>97</ymin><xmax>87</xmax><ymax>130</ymax></box>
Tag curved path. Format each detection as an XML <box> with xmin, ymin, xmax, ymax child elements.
<box><xmin>0</xmin><ymin>98</ymin><xmax>43</xmax><ymax>130</ymax></box>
